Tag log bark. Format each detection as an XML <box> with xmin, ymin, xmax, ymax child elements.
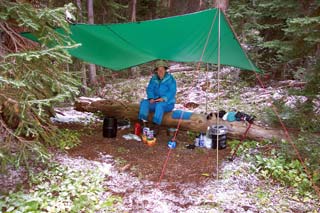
<box><xmin>74</xmin><ymin>97</ymin><xmax>287</xmax><ymax>142</ymax></box>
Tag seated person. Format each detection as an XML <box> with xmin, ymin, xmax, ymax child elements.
<box><xmin>138</xmin><ymin>60</ymin><xmax>177</xmax><ymax>134</ymax></box>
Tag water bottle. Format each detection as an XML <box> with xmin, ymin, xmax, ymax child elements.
<box><xmin>195</xmin><ymin>135</ymin><xmax>200</xmax><ymax>147</ymax></box>
<box><xmin>134</xmin><ymin>122</ymin><xmax>141</xmax><ymax>136</ymax></box>
<box><xmin>204</xmin><ymin>127</ymin><xmax>212</xmax><ymax>148</ymax></box>
<box><xmin>199</xmin><ymin>133</ymin><xmax>205</xmax><ymax>147</ymax></box>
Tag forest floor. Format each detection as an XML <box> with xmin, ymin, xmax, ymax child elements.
<box><xmin>59</xmin><ymin>122</ymin><xmax>319</xmax><ymax>212</ymax></box>
<box><xmin>1</xmin><ymin>66</ymin><xmax>320</xmax><ymax>212</ymax></box>
<box><xmin>2</xmin><ymin>122</ymin><xmax>319</xmax><ymax>212</ymax></box>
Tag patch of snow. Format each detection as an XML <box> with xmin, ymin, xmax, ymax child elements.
<box><xmin>51</xmin><ymin>107</ymin><xmax>101</xmax><ymax>124</ymax></box>
<box><xmin>2</xmin><ymin>151</ymin><xmax>319</xmax><ymax>212</ymax></box>
<box><xmin>273</xmin><ymin>91</ymin><xmax>284</xmax><ymax>100</ymax></box>
<box><xmin>284</xmin><ymin>96</ymin><xmax>308</xmax><ymax>108</ymax></box>
<box><xmin>313</xmin><ymin>95</ymin><xmax>320</xmax><ymax>115</ymax></box>
<box><xmin>168</xmin><ymin>64</ymin><xmax>193</xmax><ymax>72</ymax></box>
<box><xmin>78</xmin><ymin>96</ymin><xmax>103</xmax><ymax>102</ymax></box>
<box><xmin>0</xmin><ymin>165</ymin><xmax>28</xmax><ymax>192</ymax></box>
<box><xmin>53</xmin><ymin>153</ymin><xmax>320</xmax><ymax>212</ymax></box>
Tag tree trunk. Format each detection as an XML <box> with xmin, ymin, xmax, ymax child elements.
<box><xmin>186</xmin><ymin>0</ymin><xmax>200</xmax><ymax>13</ymax></box>
<box><xmin>316</xmin><ymin>43</ymin><xmax>320</xmax><ymax>58</ymax></box>
<box><xmin>149</xmin><ymin>0</ymin><xmax>158</xmax><ymax>19</ymax></box>
<box><xmin>131</xmin><ymin>0</ymin><xmax>137</xmax><ymax>22</ymax></box>
<box><xmin>74</xmin><ymin>97</ymin><xmax>287</xmax><ymax>142</ymax></box>
<box><xmin>76</xmin><ymin>0</ymin><xmax>83</xmax><ymax>22</ymax></box>
<box><xmin>128</xmin><ymin>0</ymin><xmax>137</xmax><ymax>77</ymax></box>
<box><xmin>213</xmin><ymin>0</ymin><xmax>229</xmax><ymax>12</ymax></box>
<box><xmin>0</xmin><ymin>31</ymin><xmax>3</xmax><ymax>58</ymax></box>
<box><xmin>80</xmin><ymin>63</ymin><xmax>87</xmax><ymax>95</ymax></box>
<box><xmin>87</xmin><ymin>0</ymin><xmax>97</xmax><ymax>86</ymax></box>
<box><xmin>76</xmin><ymin>0</ymin><xmax>87</xmax><ymax>91</ymax></box>
<box><xmin>199</xmin><ymin>0</ymin><xmax>203</xmax><ymax>11</ymax></box>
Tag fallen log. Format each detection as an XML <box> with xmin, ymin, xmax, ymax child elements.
<box><xmin>277</xmin><ymin>80</ymin><xmax>306</xmax><ymax>88</ymax></box>
<box><xmin>74</xmin><ymin>97</ymin><xmax>287</xmax><ymax>142</ymax></box>
<box><xmin>168</xmin><ymin>66</ymin><xmax>193</xmax><ymax>73</ymax></box>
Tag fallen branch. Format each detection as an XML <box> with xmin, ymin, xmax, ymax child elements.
<box><xmin>277</xmin><ymin>80</ymin><xmax>306</xmax><ymax>88</ymax></box>
<box><xmin>168</xmin><ymin>66</ymin><xmax>194</xmax><ymax>73</ymax></box>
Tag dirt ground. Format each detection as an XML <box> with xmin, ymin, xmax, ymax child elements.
<box><xmin>63</xmin><ymin>123</ymin><xmax>231</xmax><ymax>184</ymax></box>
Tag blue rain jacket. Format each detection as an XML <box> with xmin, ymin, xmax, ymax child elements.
<box><xmin>146</xmin><ymin>72</ymin><xmax>177</xmax><ymax>105</ymax></box>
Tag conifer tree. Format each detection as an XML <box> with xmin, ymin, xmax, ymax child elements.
<box><xmin>0</xmin><ymin>1</ymin><xmax>80</xmax><ymax>169</ymax></box>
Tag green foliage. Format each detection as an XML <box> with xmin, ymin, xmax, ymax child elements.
<box><xmin>228</xmin><ymin>0</ymin><xmax>320</xmax><ymax>79</ymax></box>
<box><xmin>254</xmin><ymin>27</ymin><xmax>320</xmax><ymax>196</ymax></box>
<box><xmin>0</xmin><ymin>1</ymin><xmax>80</xmax><ymax>170</ymax></box>
<box><xmin>0</xmin><ymin>164</ymin><xmax>121</xmax><ymax>212</ymax></box>
<box><xmin>261</xmin><ymin>60</ymin><xmax>320</xmax><ymax>132</ymax></box>
<box><xmin>229</xmin><ymin>139</ymin><xmax>319</xmax><ymax>196</ymax></box>
<box><xmin>263</xmin><ymin>100</ymin><xmax>320</xmax><ymax>132</ymax></box>
<box><xmin>255</xmin><ymin>153</ymin><xmax>313</xmax><ymax>195</ymax></box>
<box><xmin>259</xmin><ymin>60</ymin><xmax>320</xmax><ymax>191</ymax></box>
<box><xmin>117</xmin><ymin>146</ymin><xmax>129</xmax><ymax>154</ymax></box>
<box><xmin>53</xmin><ymin>129</ymin><xmax>81</xmax><ymax>150</ymax></box>
<box><xmin>260</xmin><ymin>98</ymin><xmax>320</xmax><ymax>196</ymax></box>
<box><xmin>228</xmin><ymin>139</ymin><xmax>262</xmax><ymax>157</ymax></box>
<box><xmin>135</xmin><ymin>0</ymin><xmax>212</xmax><ymax>21</ymax></box>
<box><xmin>94</xmin><ymin>1</ymin><xmax>128</xmax><ymax>23</ymax></box>
<box><xmin>304</xmin><ymin>59</ymin><xmax>320</xmax><ymax>97</ymax></box>
<box><xmin>280</xmin><ymin>134</ymin><xmax>320</xmax><ymax>180</ymax></box>
<box><xmin>187</xmin><ymin>130</ymin><xmax>197</xmax><ymax>141</ymax></box>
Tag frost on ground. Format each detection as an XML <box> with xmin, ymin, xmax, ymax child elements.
<box><xmin>1</xmin><ymin>151</ymin><xmax>319</xmax><ymax>212</ymax></box>
<box><xmin>51</xmin><ymin>106</ymin><xmax>102</xmax><ymax>124</ymax></box>
<box><xmin>0</xmin><ymin>165</ymin><xmax>28</xmax><ymax>193</ymax></box>
<box><xmin>99</xmin><ymin>66</ymin><xmax>319</xmax><ymax>118</ymax></box>
<box><xmin>53</xmin><ymin>152</ymin><xmax>319</xmax><ymax>213</ymax></box>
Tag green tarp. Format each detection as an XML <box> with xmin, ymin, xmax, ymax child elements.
<box><xmin>24</xmin><ymin>8</ymin><xmax>261</xmax><ymax>72</ymax></box>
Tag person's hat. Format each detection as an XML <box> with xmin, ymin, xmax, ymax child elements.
<box><xmin>154</xmin><ymin>60</ymin><xmax>168</xmax><ymax>71</ymax></box>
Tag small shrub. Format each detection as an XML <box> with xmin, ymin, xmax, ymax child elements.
<box><xmin>229</xmin><ymin>139</ymin><xmax>318</xmax><ymax>196</ymax></box>
<box><xmin>0</xmin><ymin>164</ymin><xmax>121</xmax><ymax>212</ymax></box>
<box><xmin>50</xmin><ymin>129</ymin><xmax>81</xmax><ymax>150</ymax></box>
<box><xmin>228</xmin><ymin>139</ymin><xmax>264</xmax><ymax>158</ymax></box>
<box><xmin>254</xmin><ymin>152</ymin><xmax>313</xmax><ymax>195</ymax></box>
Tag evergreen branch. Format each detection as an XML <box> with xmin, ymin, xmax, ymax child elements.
<box><xmin>0</xmin><ymin>1</ymin><xmax>79</xmax><ymax>170</ymax></box>
<box><xmin>0</xmin><ymin>22</ymin><xmax>32</xmax><ymax>52</ymax></box>
<box><xmin>28</xmin><ymin>91</ymin><xmax>78</xmax><ymax>106</ymax></box>
<box><xmin>0</xmin><ymin>115</ymin><xmax>28</xmax><ymax>144</ymax></box>
<box><xmin>0</xmin><ymin>76</ymin><xmax>26</xmax><ymax>87</ymax></box>
<box><xmin>3</xmin><ymin>44</ymin><xmax>80</xmax><ymax>62</ymax></box>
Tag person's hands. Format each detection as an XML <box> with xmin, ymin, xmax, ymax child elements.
<box><xmin>149</xmin><ymin>99</ymin><xmax>155</xmax><ymax>103</ymax></box>
<box><xmin>155</xmin><ymin>98</ymin><xmax>164</xmax><ymax>102</ymax></box>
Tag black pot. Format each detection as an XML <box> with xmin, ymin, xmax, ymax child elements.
<box><xmin>212</xmin><ymin>134</ymin><xmax>227</xmax><ymax>150</ymax></box>
<box><xmin>103</xmin><ymin>117</ymin><xmax>117</xmax><ymax>138</ymax></box>
<box><xmin>210</xmin><ymin>125</ymin><xmax>227</xmax><ymax>149</ymax></box>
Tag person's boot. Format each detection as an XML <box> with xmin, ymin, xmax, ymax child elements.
<box><xmin>150</xmin><ymin>122</ymin><xmax>160</xmax><ymax>136</ymax></box>
<box><xmin>154</xmin><ymin>124</ymin><xmax>161</xmax><ymax>137</ymax></box>
<box><xmin>140</xmin><ymin>119</ymin><xmax>148</xmax><ymax>128</ymax></box>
